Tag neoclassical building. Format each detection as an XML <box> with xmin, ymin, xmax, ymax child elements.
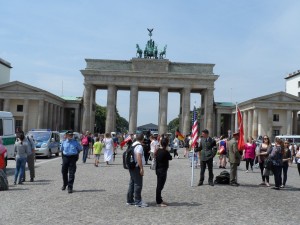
<box><xmin>0</xmin><ymin>81</ymin><xmax>82</xmax><ymax>132</ymax></box>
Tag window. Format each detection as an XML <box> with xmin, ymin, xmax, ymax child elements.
<box><xmin>273</xmin><ymin>129</ymin><xmax>280</xmax><ymax>136</ymax></box>
<box><xmin>298</xmin><ymin>92</ymin><xmax>300</xmax><ymax>97</ymax></box>
<box><xmin>273</xmin><ymin>114</ymin><xmax>279</xmax><ymax>122</ymax></box>
<box><xmin>298</xmin><ymin>81</ymin><xmax>300</xmax><ymax>88</ymax></box>
<box><xmin>17</xmin><ymin>105</ymin><xmax>23</xmax><ymax>112</ymax></box>
<box><xmin>15</xmin><ymin>120</ymin><xmax>23</xmax><ymax>131</ymax></box>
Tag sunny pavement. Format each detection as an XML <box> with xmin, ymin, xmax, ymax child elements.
<box><xmin>1</xmin><ymin>148</ymin><xmax>300</xmax><ymax>225</ymax></box>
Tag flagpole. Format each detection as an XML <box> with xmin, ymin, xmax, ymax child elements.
<box><xmin>235</xmin><ymin>102</ymin><xmax>238</xmax><ymax>131</ymax></box>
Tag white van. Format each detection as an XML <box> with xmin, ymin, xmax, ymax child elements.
<box><xmin>275</xmin><ymin>135</ymin><xmax>300</xmax><ymax>145</ymax></box>
<box><xmin>0</xmin><ymin>111</ymin><xmax>16</xmax><ymax>159</ymax></box>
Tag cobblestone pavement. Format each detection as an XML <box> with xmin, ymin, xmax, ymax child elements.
<box><xmin>1</xmin><ymin>148</ymin><xmax>300</xmax><ymax>225</ymax></box>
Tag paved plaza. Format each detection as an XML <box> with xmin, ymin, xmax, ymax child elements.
<box><xmin>1</xmin><ymin>148</ymin><xmax>300</xmax><ymax>225</ymax></box>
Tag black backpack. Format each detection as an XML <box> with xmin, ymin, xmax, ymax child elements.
<box><xmin>214</xmin><ymin>170</ymin><xmax>230</xmax><ymax>184</ymax></box>
<box><xmin>123</xmin><ymin>144</ymin><xmax>140</xmax><ymax>170</ymax></box>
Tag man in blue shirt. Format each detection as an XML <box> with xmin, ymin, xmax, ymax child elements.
<box><xmin>61</xmin><ymin>130</ymin><xmax>82</xmax><ymax>193</ymax></box>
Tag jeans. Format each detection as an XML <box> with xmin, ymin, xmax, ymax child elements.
<box><xmin>282</xmin><ymin>163</ymin><xmax>288</xmax><ymax>186</ymax></box>
<box><xmin>272</xmin><ymin>165</ymin><xmax>282</xmax><ymax>188</ymax></box>
<box><xmin>82</xmin><ymin>145</ymin><xmax>89</xmax><ymax>163</ymax></box>
<box><xmin>15</xmin><ymin>157</ymin><xmax>27</xmax><ymax>183</ymax></box>
<box><xmin>297</xmin><ymin>163</ymin><xmax>300</xmax><ymax>176</ymax></box>
<box><xmin>156</xmin><ymin>168</ymin><xmax>167</xmax><ymax>204</ymax></box>
<box><xmin>127</xmin><ymin>167</ymin><xmax>143</xmax><ymax>204</ymax></box>
<box><xmin>200</xmin><ymin>158</ymin><xmax>214</xmax><ymax>183</ymax></box>
<box><xmin>62</xmin><ymin>155</ymin><xmax>78</xmax><ymax>189</ymax></box>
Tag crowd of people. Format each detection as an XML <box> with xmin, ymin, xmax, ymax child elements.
<box><xmin>1</xmin><ymin>128</ymin><xmax>300</xmax><ymax>209</ymax></box>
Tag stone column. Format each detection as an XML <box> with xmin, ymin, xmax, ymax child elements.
<box><xmin>49</xmin><ymin>103</ymin><xmax>53</xmax><ymax>130</ymax></box>
<box><xmin>286</xmin><ymin>110</ymin><xmax>292</xmax><ymax>135</ymax></box>
<box><xmin>206</xmin><ymin>88</ymin><xmax>214</xmax><ymax>134</ymax></box>
<box><xmin>216</xmin><ymin>112</ymin><xmax>221</xmax><ymax>137</ymax></box>
<box><xmin>53</xmin><ymin>104</ymin><xmax>57</xmax><ymax>130</ymax></box>
<box><xmin>253</xmin><ymin>109</ymin><xmax>258</xmax><ymax>139</ymax></box>
<box><xmin>82</xmin><ymin>83</ymin><xmax>91</xmax><ymax>133</ymax></box>
<box><xmin>158</xmin><ymin>87</ymin><xmax>168</xmax><ymax>134</ymax></box>
<box><xmin>201</xmin><ymin>91</ymin><xmax>207</xmax><ymax>132</ymax></box>
<box><xmin>247</xmin><ymin>110</ymin><xmax>253</xmax><ymax>139</ymax></box>
<box><xmin>243</xmin><ymin>110</ymin><xmax>248</xmax><ymax>140</ymax></box>
<box><xmin>60</xmin><ymin>107</ymin><xmax>64</xmax><ymax>130</ymax></box>
<box><xmin>44</xmin><ymin>101</ymin><xmax>49</xmax><ymax>128</ymax></box>
<box><xmin>293</xmin><ymin>111</ymin><xmax>298</xmax><ymax>134</ymax></box>
<box><xmin>23</xmin><ymin>99</ymin><xmax>29</xmax><ymax>132</ymax></box>
<box><xmin>179</xmin><ymin>93</ymin><xmax>183</xmax><ymax>133</ymax></box>
<box><xmin>267</xmin><ymin>109</ymin><xmax>273</xmax><ymax>139</ymax></box>
<box><xmin>74</xmin><ymin>106</ymin><xmax>79</xmax><ymax>132</ymax></box>
<box><xmin>106</xmin><ymin>85</ymin><xmax>117</xmax><ymax>133</ymax></box>
<box><xmin>3</xmin><ymin>99</ymin><xmax>10</xmax><ymax>112</ymax></box>
<box><xmin>181</xmin><ymin>88</ymin><xmax>190</xmax><ymax>136</ymax></box>
<box><xmin>129</xmin><ymin>86</ymin><xmax>138</xmax><ymax>134</ymax></box>
<box><xmin>90</xmin><ymin>85</ymin><xmax>96</xmax><ymax>132</ymax></box>
<box><xmin>37</xmin><ymin>99</ymin><xmax>44</xmax><ymax>129</ymax></box>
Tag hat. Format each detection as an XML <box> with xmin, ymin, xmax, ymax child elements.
<box><xmin>202</xmin><ymin>129</ymin><xmax>209</xmax><ymax>134</ymax></box>
<box><xmin>233</xmin><ymin>131</ymin><xmax>239</xmax><ymax>136</ymax></box>
<box><xmin>66</xmin><ymin>130</ymin><xmax>74</xmax><ymax>135</ymax></box>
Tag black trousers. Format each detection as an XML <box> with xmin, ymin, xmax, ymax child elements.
<box><xmin>272</xmin><ymin>165</ymin><xmax>282</xmax><ymax>188</ymax></box>
<box><xmin>62</xmin><ymin>155</ymin><xmax>78</xmax><ymax>189</ymax></box>
<box><xmin>245</xmin><ymin>158</ymin><xmax>254</xmax><ymax>170</ymax></box>
<box><xmin>156</xmin><ymin>168</ymin><xmax>167</xmax><ymax>204</ymax></box>
<box><xmin>200</xmin><ymin>158</ymin><xmax>214</xmax><ymax>183</ymax></box>
<box><xmin>259</xmin><ymin>161</ymin><xmax>269</xmax><ymax>183</ymax></box>
<box><xmin>282</xmin><ymin>163</ymin><xmax>288</xmax><ymax>186</ymax></box>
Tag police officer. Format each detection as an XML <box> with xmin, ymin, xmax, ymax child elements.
<box><xmin>61</xmin><ymin>130</ymin><xmax>82</xmax><ymax>193</ymax></box>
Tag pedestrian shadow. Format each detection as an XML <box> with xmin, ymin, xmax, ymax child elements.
<box><xmin>25</xmin><ymin>179</ymin><xmax>53</xmax><ymax>185</ymax></box>
<box><xmin>7</xmin><ymin>187</ymin><xmax>30</xmax><ymax>191</ymax></box>
<box><xmin>280</xmin><ymin>187</ymin><xmax>300</xmax><ymax>192</ymax></box>
<box><xmin>74</xmin><ymin>189</ymin><xmax>105</xmax><ymax>193</ymax></box>
<box><xmin>148</xmin><ymin>202</ymin><xmax>201</xmax><ymax>207</ymax></box>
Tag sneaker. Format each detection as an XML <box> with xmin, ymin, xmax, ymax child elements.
<box><xmin>135</xmin><ymin>201</ymin><xmax>149</xmax><ymax>208</ymax></box>
<box><xmin>126</xmin><ymin>202</ymin><xmax>135</xmax><ymax>206</ymax></box>
<box><xmin>157</xmin><ymin>203</ymin><xmax>168</xmax><ymax>207</ymax></box>
<box><xmin>280</xmin><ymin>185</ymin><xmax>285</xmax><ymax>188</ymax></box>
<box><xmin>265</xmin><ymin>183</ymin><xmax>270</xmax><ymax>187</ymax></box>
<box><xmin>245</xmin><ymin>170</ymin><xmax>248</xmax><ymax>173</ymax></box>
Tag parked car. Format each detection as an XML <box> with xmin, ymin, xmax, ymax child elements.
<box><xmin>27</xmin><ymin>129</ymin><xmax>60</xmax><ymax>158</ymax></box>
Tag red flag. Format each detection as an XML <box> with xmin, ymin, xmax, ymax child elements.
<box><xmin>237</xmin><ymin>108</ymin><xmax>245</xmax><ymax>151</ymax></box>
<box><xmin>120</xmin><ymin>135</ymin><xmax>132</xmax><ymax>148</ymax></box>
<box><xmin>175</xmin><ymin>129</ymin><xmax>185</xmax><ymax>141</ymax></box>
<box><xmin>191</xmin><ymin>106</ymin><xmax>198</xmax><ymax>148</ymax></box>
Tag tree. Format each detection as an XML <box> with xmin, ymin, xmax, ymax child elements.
<box><xmin>94</xmin><ymin>104</ymin><xmax>129</xmax><ymax>133</ymax></box>
<box><xmin>168</xmin><ymin>117</ymin><xmax>179</xmax><ymax>135</ymax></box>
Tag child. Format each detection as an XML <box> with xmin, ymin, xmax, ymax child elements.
<box><xmin>93</xmin><ymin>136</ymin><xmax>104</xmax><ymax>167</ymax></box>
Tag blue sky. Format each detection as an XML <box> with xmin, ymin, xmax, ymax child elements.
<box><xmin>1</xmin><ymin>0</ymin><xmax>300</xmax><ymax>126</ymax></box>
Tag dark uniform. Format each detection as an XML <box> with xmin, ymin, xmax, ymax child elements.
<box><xmin>61</xmin><ymin>131</ymin><xmax>82</xmax><ymax>193</ymax></box>
<box><xmin>195</xmin><ymin>136</ymin><xmax>217</xmax><ymax>186</ymax></box>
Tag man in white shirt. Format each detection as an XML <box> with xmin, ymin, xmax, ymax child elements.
<box><xmin>127</xmin><ymin>133</ymin><xmax>148</xmax><ymax>207</ymax></box>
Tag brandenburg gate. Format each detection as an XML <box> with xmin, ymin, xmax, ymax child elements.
<box><xmin>80</xmin><ymin>30</ymin><xmax>219</xmax><ymax>135</ymax></box>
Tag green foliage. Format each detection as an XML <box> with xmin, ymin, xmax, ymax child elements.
<box><xmin>168</xmin><ymin>117</ymin><xmax>179</xmax><ymax>135</ymax></box>
<box><xmin>94</xmin><ymin>105</ymin><xmax>129</xmax><ymax>133</ymax></box>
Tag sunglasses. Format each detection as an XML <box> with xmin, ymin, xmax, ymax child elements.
<box><xmin>263</xmin><ymin>138</ymin><xmax>268</xmax><ymax>140</ymax></box>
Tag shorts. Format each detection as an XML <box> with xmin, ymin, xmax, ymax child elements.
<box><xmin>94</xmin><ymin>154</ymin><xmax>100</xmax><ymax>160</ymax></box>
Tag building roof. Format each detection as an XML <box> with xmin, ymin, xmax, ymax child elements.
<box><xmin>215</xmin><ymin>102</ymin><xmax>235</xmax><ymax>107</ymax></box>
<box><xmin>285</xmin><ymin>70</ymin><xmax>300</xmax><ymax>80</ymax></box>
<box><xmin>0</xmin><ymin>58</ymin><xmax>12</xmax><ymax>68</ymax></box>
<box><xmin>61</xmin><ymin>96</ymin><xmax>82</xmax><ymax>101</ymax></box>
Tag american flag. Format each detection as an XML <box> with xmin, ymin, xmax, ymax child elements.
<box><xmin>191</xmin><ymin>106</ymin><xmax>198</xmax><ymax>148</ymax></box>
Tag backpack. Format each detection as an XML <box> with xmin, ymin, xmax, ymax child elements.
<box><xmin>214</xmin><ymin>170</ymin><xmax>230</xmax><ymax>185</ymax></box>
<box><xmin>82</xmin><ymin>136</ymin><xmax>89</xmax><ymax>145</ymax></box>
<box><xmin>123</xmin><ymin>144</ymin><xmax>140</xmax><ymax>170</ymax></box>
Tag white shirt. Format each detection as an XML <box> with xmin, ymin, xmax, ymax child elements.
<box><xmin>150</xmin><ymin>140</ymin><xmax>159</xmax><ymax>153</ymax></box>
<box><xmin>132</xmin><ymin>141</ymin><xmax>145</xmax><ymax>166</ymax></box>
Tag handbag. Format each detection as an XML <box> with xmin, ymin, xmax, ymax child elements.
<box><xmin>150</xmin><ymin>158</ymin><xmax>156</xmax><ymax>170</ymax></box>
<box><xmin>264</xmin><ymin>158</ymin><xmax>273</xmax><ymax>170</ymax></box>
